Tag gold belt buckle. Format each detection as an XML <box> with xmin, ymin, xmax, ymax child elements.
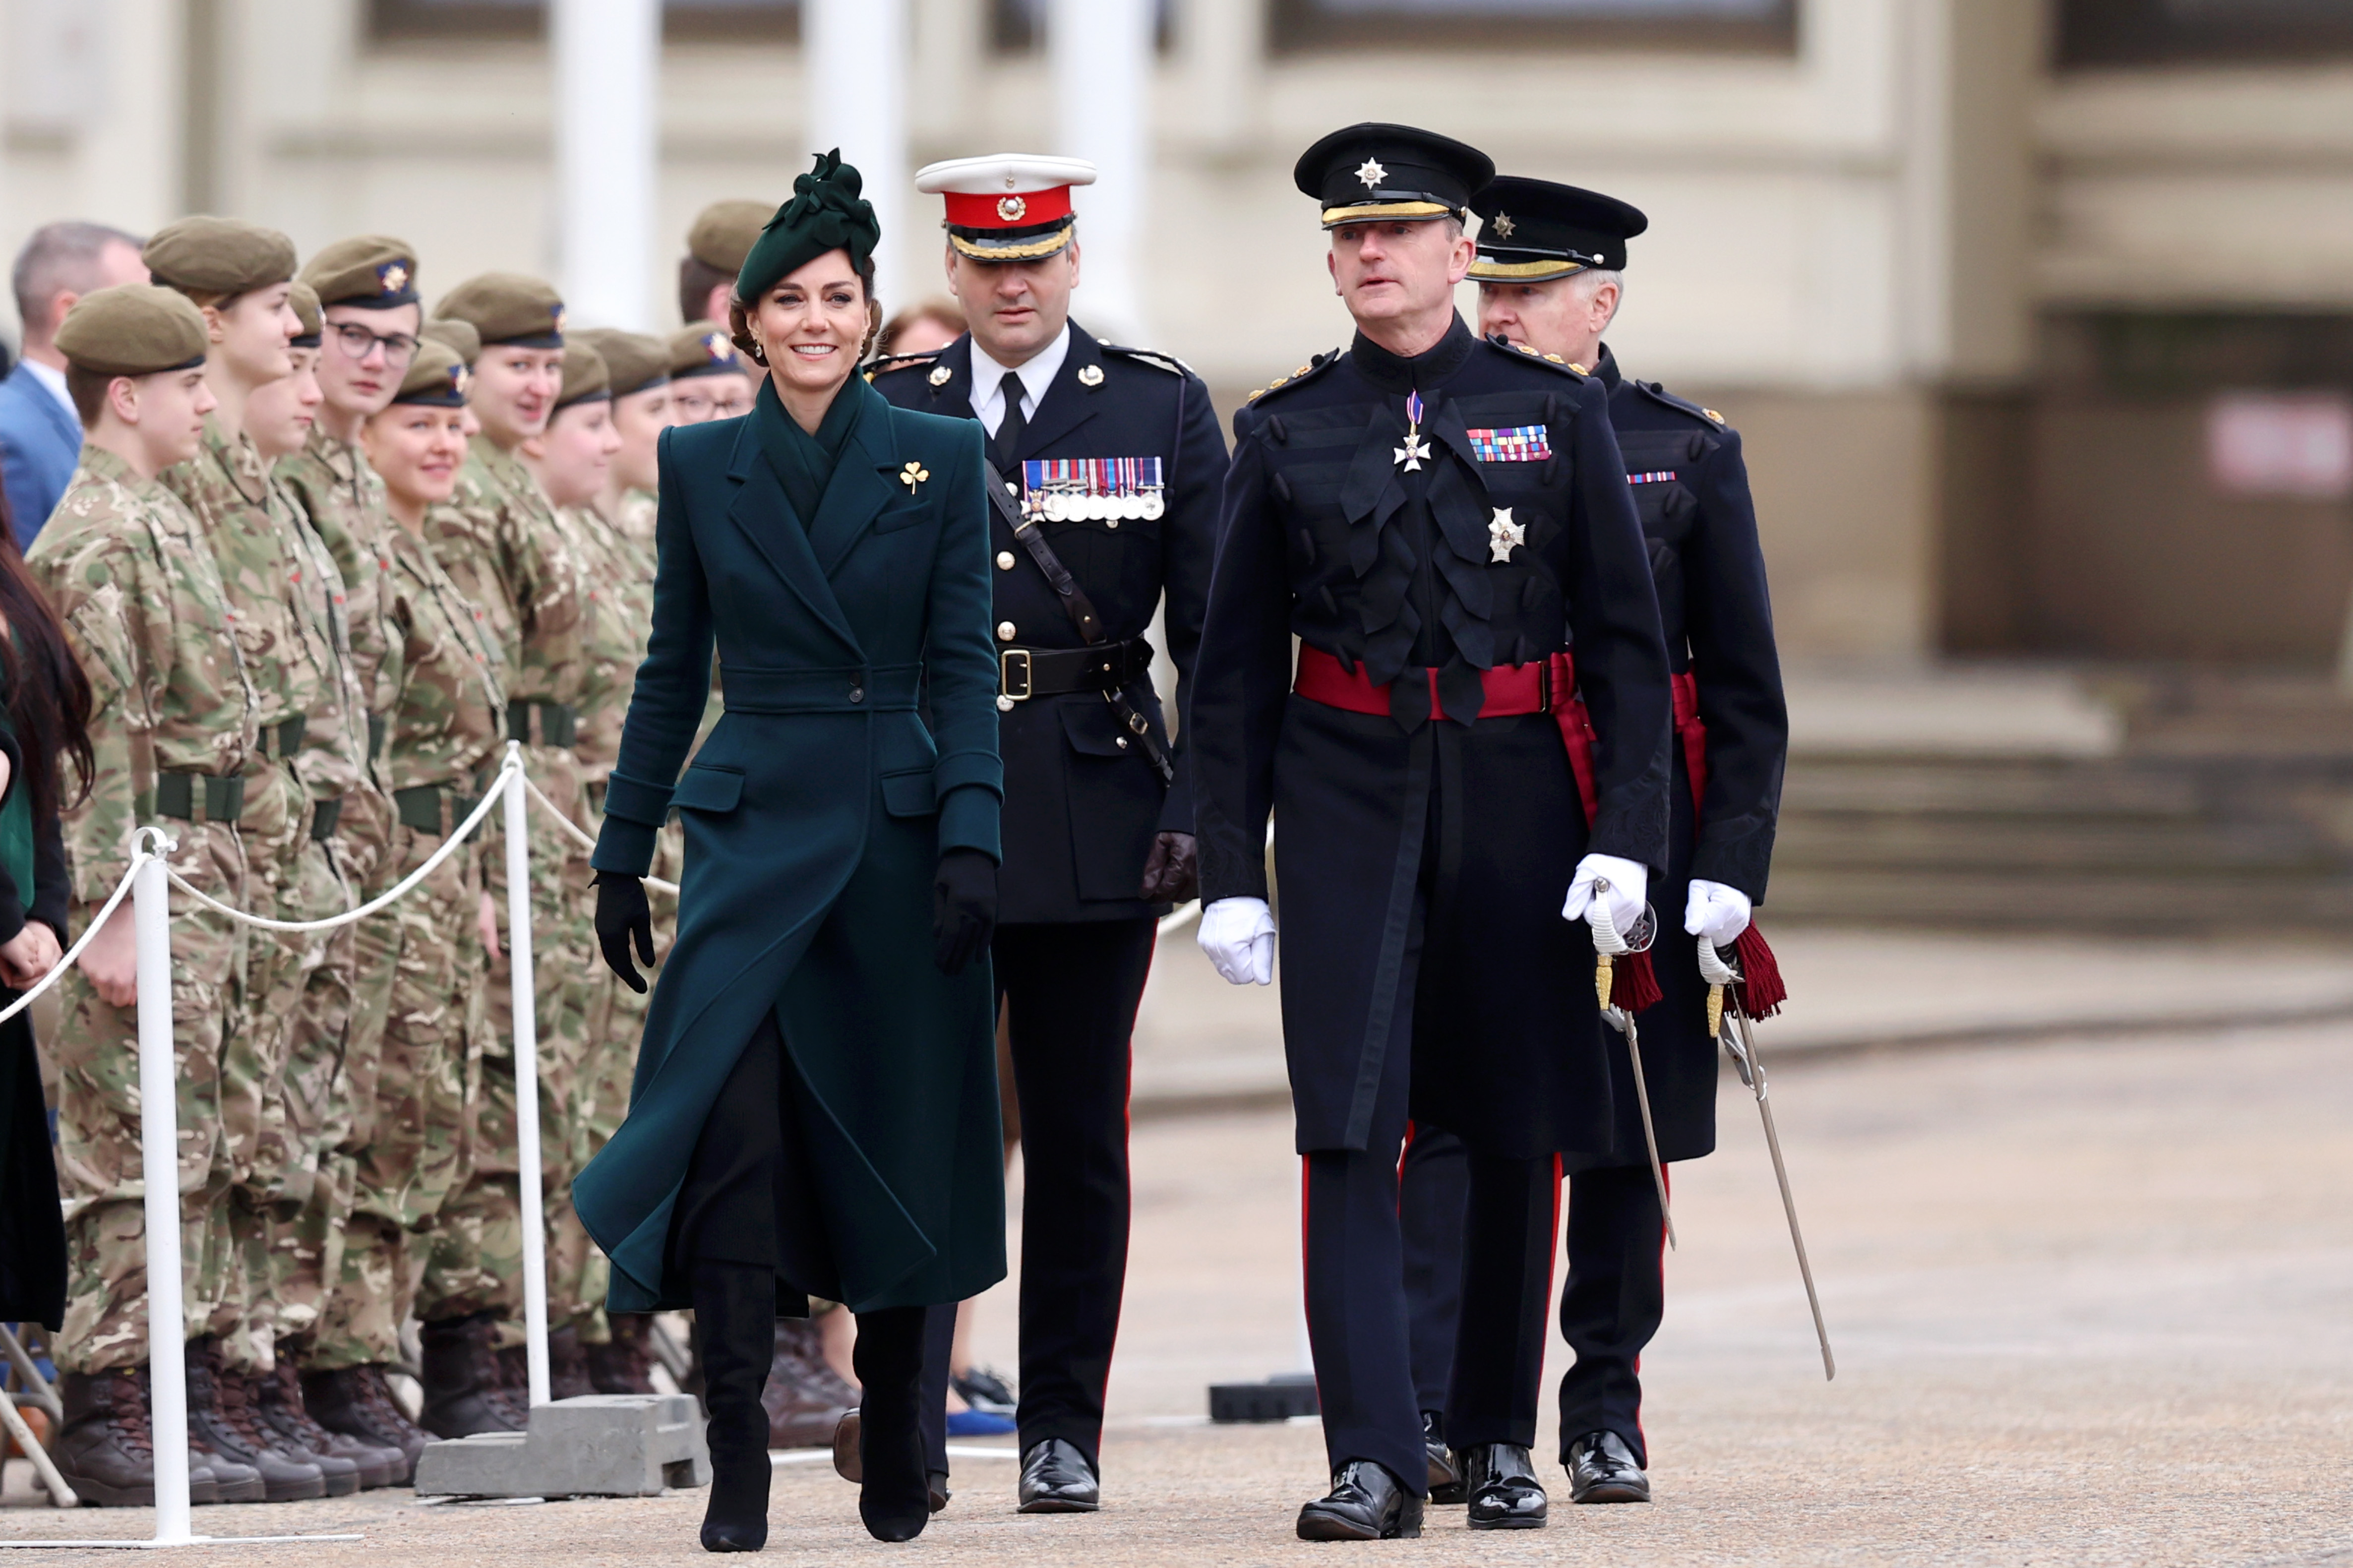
<box><xmin>1000</xmin><ymin>648</ymin><xmax>1033</xmax><ymax>701</ymax></box>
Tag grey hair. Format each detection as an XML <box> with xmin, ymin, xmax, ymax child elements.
<box><xmin>12</xmin><ymin>221</ymin><xmax>146</xmax><ymax>345</ymax></box>
<box><xmin>1569</xmin><ymin>267</ymin><xmax>1626</xmax><ymax>328</ymax></box>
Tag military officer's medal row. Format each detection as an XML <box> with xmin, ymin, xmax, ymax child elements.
<box><xmin>1020</xmin><ymin>458</ymin><xmax>1166</xmax><ymax>524</ymax></box>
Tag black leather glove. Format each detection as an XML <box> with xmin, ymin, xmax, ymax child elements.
<box><xmin>593</xmin><ymin>871</ymin><xmax>655</xmax><ymax>993</ymax></box>
<box><xmin>932</xmin><ymin>848</ymin><xmax>997</xmax><ymax>977</ymax></box>
<box><xmin>1138</xmin><ymin>831</ymin><xmax>1199</xmax><ymax>904</ymax></box>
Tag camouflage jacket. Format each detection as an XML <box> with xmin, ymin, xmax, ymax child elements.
<box><xmin>612</xmin><ymin>486</ymin><xmax>657</xmax><ymax>555</ymax></box>
<box><xmin>565</xmin><ymin>503</ymin><xmax>656</xmax><ymax>781</ymax></box>
<box><xmin>381</xmin><ymin>522</ymin><xmax>508</xmax><ymax>796</ymax></box>
<box><xmin>277</xmin><ymin>427</ymin><xmax>403</xmax><ymax>724</ymax></box>
<box><xmin>26</xmin><ymin>446</ymin><xmax>261</xmax><ymax>905</ymax></box>
<box><xmin>425</xmin><ymin>437</ymin><xmax>589</xmax><ymax>716</ymax></box>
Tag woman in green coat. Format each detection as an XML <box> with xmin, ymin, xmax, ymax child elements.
<box><xmin>580</xmin><ymin>154</ymin><xmax>1004</xmax><ymax>1552</ymax></box>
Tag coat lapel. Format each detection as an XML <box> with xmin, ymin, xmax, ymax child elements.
<box><xmin>1013</xmin><ymin>321</ymin><xmax>1105</xmax><ymax>459</ymax></box>
<box><xmin>720</xmin><ymin>415</ymin><xmax>862</xmax><ymax>655</ymax></box>
<box><xmin>806</xmin><ymin>380</ymin><xmax>904</xmax><ymax>579</ymax></box>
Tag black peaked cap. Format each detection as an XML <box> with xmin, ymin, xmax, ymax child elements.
<box><xmin>1470</xmin><ymin>176</ymin><xmax>1648</xmax><ymax>282</ymax></box>
<box><xmin>1294</xmin><ymin>123</ymin><xmax>1496</xmax><ymax>229</ymax></box>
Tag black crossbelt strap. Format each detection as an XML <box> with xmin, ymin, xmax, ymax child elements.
<box><xmin>985</xmin><ymin>464</ymin><xmax>1175</xmax><ymax>785</ymax></box>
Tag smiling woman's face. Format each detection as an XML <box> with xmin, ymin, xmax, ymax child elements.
<box><xmin>749</xmin><ymin>249</ymin><xmax>870</xmax><ymax>403</ymax></box>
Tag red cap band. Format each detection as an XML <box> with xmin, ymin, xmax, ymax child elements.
<box><xmin>942</xmin><ymin>185</ymin><xmax>1074</xmax><ymax>231</ymax></box>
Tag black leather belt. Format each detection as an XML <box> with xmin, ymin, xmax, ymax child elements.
<box><xmin>393</xmin><ymin>783</ymin><xmax>483</xmax><ymax>837</ymax></box>
<box><xmin>998</xmin><ymin>638</ymin><xmax>1155</xmax><ymax>703</ymax></box>
<box><xmin>310</xmin><ymin>798</ymin><xmax>344</xmax><ymax>844</ymax></box>
<box><xmin>507</xmin><ymin>700</ymin><xmax>578</xmax><ymax>748</ymax></box>
<box><xmin>259</xmin><ymin>716</ymin><xmax>306</xmax><ymax>760</ymax></box>
<box><xmin>154</xmin><ymin>771</ymin><xmax>246</xmax><ymax>824</ymax></box>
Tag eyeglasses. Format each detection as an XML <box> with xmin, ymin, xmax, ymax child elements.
<box><xmin>327</xmin><ymin>320</ymin><xmax>420</xmax><ymax>367</ymax></box>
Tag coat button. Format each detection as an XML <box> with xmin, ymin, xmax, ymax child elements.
<box><xmin>1116</xmin><ymin>737</ymin><xmax>1129</xmax><ymax>749</ymax></box>
<box><xmin>997</xmin><ymin>551</ymin><xmax>1016</xmax><ymax>570</ymax></box>
<box><xmin>848</xmin><ymin>684</ymin><xmax>865</xmax><ymax>704</ymax></box>
<box><xmin>996</xmin><ymin>695</ymin><xmax>1016</xmax><ymax>712</ymax></box>
<box><xmin>997</xmin><ymin>622</ymin><xmax>1017</xmax><ymax>642</ymax></box>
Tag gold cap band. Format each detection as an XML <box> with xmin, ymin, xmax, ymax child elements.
<box><xmin>1467</xmin><ymin>256</ymin><xmax>1589</xmax><ymax>282</ymax></box>
<box><xmin>1321</xmin><ymin>200</ymin><xmax>1456</xmax><ymax>229</ymax></box>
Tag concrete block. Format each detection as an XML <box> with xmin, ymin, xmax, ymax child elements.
<box><xmin>414</xmin><ymin>1394</ymin><xmax>711</xmax><ymax>1498</ymax></box>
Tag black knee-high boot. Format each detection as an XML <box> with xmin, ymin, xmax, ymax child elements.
<box><xmin>693</xmin><ymin>1261</ymin><xmax>777</xmax><ymax>1552</ymax></box>
<box><xmin>852</xmin><ymin>1306</ymin><xmax>929</xmax><ymax>1542</ymax></box>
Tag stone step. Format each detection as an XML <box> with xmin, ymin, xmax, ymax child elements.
<box><xmin>1774</xmin><ymin>814</ymin><xmax>2336</xmax><ymax>875</ymax></box>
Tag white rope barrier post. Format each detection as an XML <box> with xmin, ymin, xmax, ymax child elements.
<box><xmin>133</xmin><ymin>832</ymin><xmax>194</xmax><ymax>1545</ymax></box>
<box><xmin>503</xmin><ymin>743</ymin><xmax>553</xmax><ymax>1410</ymax></box>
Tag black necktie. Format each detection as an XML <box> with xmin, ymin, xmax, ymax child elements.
<box><xmin>992</xmin><ymin>370</ymin><xmax>1028</xmax><ymax>468</ymax></box>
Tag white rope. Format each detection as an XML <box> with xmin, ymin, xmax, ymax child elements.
<box><xmin>522</xmin><ymin>772</ymin><xmax>679</xmax><ymax>898</ymax></box>
<box><xmin>163</xmin><ymin>757</ymin><xmax>521</xmax><ymax>934</ymax></box>
<box><xmin>0</xmin><ymin>834</ymin><xmax>155</xmax><ymax>1026</ymax></box>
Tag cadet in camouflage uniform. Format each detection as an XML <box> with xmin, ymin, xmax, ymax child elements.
<box><xmin>31</xmin><ymin>284</ymin><xmax>273</xmax><ymax>1508</ymax></box>
<box><xmin>274</xmin><ymin>238</ymin><xmax>430</xmax><ymax>1474</ymax></box>
<box><xmin>145</xmin><ymin>219</ymin><xmax>362</xmax><ymax>1502</ymax></box>
<box><xmin>417</xmin><ymin>273</ymin><xmax>593</xmax><ymax>1425</ymax></box>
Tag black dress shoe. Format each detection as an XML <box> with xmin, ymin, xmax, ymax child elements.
<box><xmin>1296</xmin><ymin>1459</ymin><xmax>1424</xmax><ymax>1541</ymax></box>
<box><xmin>1565</xmin><ymin>1430</ymin><xmax>1651</xmax><ymax>1504</ymax></box>
<box><xmin>1017</xmin><ymin>1437</ymin><xmax>1100</xmax><ymax>1513</ymax></box>
<box><xmin>1422</xmin><ymin>1413</ymin><xmax>1463</xmax><ymax>1505</ymax></box>
<box><xmin>1461</xmin><ymin>1443</ymin><xmax>1548</xmax><ymax>1529</ymax></box>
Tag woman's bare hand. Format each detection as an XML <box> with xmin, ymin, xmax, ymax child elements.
<box><xmin>0</xmin><ymin>920</ymin><xmax>63</xmax><ymax>990</ymax></box>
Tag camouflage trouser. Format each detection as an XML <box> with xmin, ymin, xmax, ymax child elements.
<box><xmin>309</xmin><ymin>821</ymin><xmax>479</xmax><ymax>1369</ymax></box>
<box><xmin>52</xmin><ymin>825</ymin><xmax>247</xmax><ymax>1377</ymax></box>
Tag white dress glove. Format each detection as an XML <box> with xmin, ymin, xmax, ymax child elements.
<box><xmin>1561</xmin><ymin>853</ymin><xmax>1648</xmax><ymax>941</ymax></box>
<box><xmin>1683</xmin><ymin>879</ymin><xmax>1753</xmax><ymax>947</ymax></box>
<box><xmin>1198</xmin><ymin>897</ymin><xmax>1276</xmax><ymax>986</ymax></box>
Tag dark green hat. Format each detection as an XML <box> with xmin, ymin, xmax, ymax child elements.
<box><xmin>301</xmin><ymin>235</ymin><xmax>420</xmax><ymax>309</ymax></box>
<box><xmin>54</xmin><ymin>284</ymin><xmax>210</xmax><ymax>377</ymax></box>
<box><xmin>390</xmin><ymin>339</ymin><xmax>470</xmax><ymax>407</ymax></box>
<box><xmin>421</xmin><ymin>317</ymin><xmax>482</xmax><ymax>366</ymax></box>
<box><xmin>287</xmin><ymin>282</ymin><xmax>322</xmax><ymax>348</ymax></box>
<box><xmin>434</xmin><ymin>272</ymin><xmax>565</xmax><ymax>349</ymax></box>
<box><xmin>667</xmin><ymin>321</ymin><xmax>744</xmax><ymax>380</ymax></box>
<box><xmin>687</xmin><ymin>200</ymin><xmax>772</xmax><ymax>274</ymax></box>
<box><xmin>143</xmin><ymin>216</ymin><xmax>299</xmax><ymax>296</ymax></box>
<box><xmin>1469</xmin><ymin>177</ymin><xmax>1647</xmax><ymax>283</ymax></box>
<box><xmin>575</xmin><ymin>328</ymin><xmax>669</xmax><ymax>399</ymax></box>
<box><xmin>552</xmin><ymin>345</ymin><xmax>610</xmax><ymax>411</ymax></box>
<box><xmin>734</xmin><ymin>151</ymin><xmax>880</xmax><ymax>305</ymax></box>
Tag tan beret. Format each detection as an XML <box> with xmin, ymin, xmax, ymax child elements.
<box><xmin>687</xmin><ymin>200</ymin><xmax>772</xmax><ymax>273</ymax></box>
<box><xmin>300</xmin><ymin>235</ymin><xmax>419</xmax><ymax>309</ymax></box>
<box><xmin>421</xmin><ymin>317</ymin><xmax>482</xmax><ymax>366</ymax></box>
<box><xmin>552</xmin><ymin>345</ymin><xmax>610</xmax><ymax>411</ymax></box>
<box><xmin>390</xmin><ymin>339</ymin><xmax>470</xmax><ymax>407</ymax></box>
<box><xmin>574</xmin><ymin>328</ymin><xmax>668</xmax><ymax>399</ymax></box>
<box><xmin>54</xmin><ymin>284</ymin><xmax>211</xmax><ymax>378</ymax></box>
<box><xmin>667</xmin><ymin>320</ymin><xmax>745</xmax><ymax>380</ymax></box>
<box><xmin>288</xmin><ymin>282</ymin><xmax>322</xmax><ymax>345</ymax></box>
<box><xmin>434</xmin><ymin>272</ymin><xmax>565</xmax><ymax>348</ymax></box>
<box><xmin>143</xmin><ymin>216</ymin><xmax>298</xmax><ymax>297</ymax></box>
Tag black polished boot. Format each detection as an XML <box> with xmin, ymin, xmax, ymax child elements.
<box><xmin>1423</xmin><ymin>1412</ymin><xmax>1463</xmax><ymax>1505</ymax></box>
<box><xmin>1461</xmin><ymin>1442</ymin><xmax>1548</xmax><ymax>1529</ymax></box>
<box><xmin>1564</xmin><ymin>1429</ymin><xmax>1650</xmax><ymax>1504</ymax></box>
<box><xmin>1296</xmin><ymin>1459</ymin><xmax>1425</xmax><ymax>1542</ymax></box>
<box><xmin>1017</xmin><ymin>1438</ymin><xmax>1100</xmax><ymax>1513</ymax></box>
<box><xmin>692</xmin><ymin>1260</ymin><xmax>776</xmax><ymax>1552</ymax></box>
<box><xmin>851</xmin><ymin>1306</ymin><xmax>929</xmax><ymax>1543</ymax></box>
<box><xmin>419</xmin><ymin>1312</ymin><xmax>524</xmax><ymax>1439</ymax></box>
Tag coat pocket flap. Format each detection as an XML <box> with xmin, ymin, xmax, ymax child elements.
<box><xmin>670</xmin><ymin>764</ymin><xmax>745</xmax><ymax>814</ymax></box>
<box><xmin>879</xmin><ymin>768</ymin><xmax>938</xmax><ymax>817</ymax></box>
<box><xmin>1058</xmin><ymin>699</ymin><xmax>1133</xmax><ymax>759</ymax></box>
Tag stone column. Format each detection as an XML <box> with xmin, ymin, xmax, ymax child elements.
<box><xmin>553</xmin><ymin>0</ymin><xmax>662</xmax><ymax>327</ymax></box>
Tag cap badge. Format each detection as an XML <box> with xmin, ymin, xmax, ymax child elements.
<box><xmin>1491</xmin><ymin>213</ymin><xmax>1515</xmax><ymax>240</ymax></box>
<box><xmin>379</xmin><ymin>261</ymin><xmax>410</xmax><ymax>294</ymax></box>
<box><xmin>451</xmin><ymin>366</ymin><xmax>472</xmax><ymax>397</ymax></box>
<box><xmin>1355</xmin><ymin>158</ymin><xmax>1388</xmax><ymax>190</ymax></box>
<box><xmin>900</xmin><ymin>460</ymin><xmax>931</xmax><ymax>493</ymax></box>
<box><xmin>928</xmin><ymin>364</ymin><xmax>953</xmax><ymax>387</ymax></box>
<box><xmin>1488</xmin><ymin>507</ymin><xmax>1525</xmax><ymax>563</ymax></box>
<box><xmin>1078</xmin><ymin>364</ymin><xmax>1104</xmax><ymax>387</ymax></box>
<box><xmin>997</xmin><ymin>195</ymin><xmax>1028</xmax><ymax>223</ymax></box>
<box><xmin>552</xmin><ymin>306</ymin><xmax>567</xmax><ymax>333</ymax></box>
<box><xmin>703</xmin><ymin>331</ymin><xmax>730</xmax><ymax>362</ymax></box>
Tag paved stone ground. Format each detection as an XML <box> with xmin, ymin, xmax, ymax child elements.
<box><xmin>8</xmin><ymin>1017</ymin><xmax>2353</xmax><ymax>1564</ymax></box>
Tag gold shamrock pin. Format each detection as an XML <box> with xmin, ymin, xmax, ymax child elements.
<box><xmin>901</xmin><ymin>461</ymin><xmax>931</xmax><ymax>492</ymax></box>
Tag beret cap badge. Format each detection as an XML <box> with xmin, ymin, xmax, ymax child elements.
<box><xmin>379</xmin><ymin>261</ymin><xmax>409</xmax><ymax>294</ymax></box>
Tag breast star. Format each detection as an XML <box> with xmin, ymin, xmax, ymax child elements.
<box><xmin>1393</xmin><ymin>433</ymin><xmax>1432</xmax><ymax>472</ymax></box>
<box><xmin>1356</xmin><ymin>158</ymin><xmax>1388</xmax><ymax>190</ymax></box>
<box><xmin>1488</xmin><ymin>507</ymin><xmax>1524</xmax><ymax>562</ymax></box>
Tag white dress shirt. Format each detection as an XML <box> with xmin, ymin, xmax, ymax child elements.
<box><xmin>20</xmin><ymin>359</ymin><xmax>75</xmax><ymax>426</ymax></box>
<box><xmin>967</xmin><ymin>323</ymin><xmax>1072</xmax><ymax>440</ymax></box>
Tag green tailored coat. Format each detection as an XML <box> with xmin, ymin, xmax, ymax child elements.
<box><xmin>579</xmin><ymin>374</ymin><xmax>1006</xmax><ymax>1315</ymax></box>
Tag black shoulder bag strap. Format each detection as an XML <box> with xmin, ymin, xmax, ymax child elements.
<box><xmin>985</xmin><ymin>462</ymin><xmax>1176</xmax><ymax>785</ymax></box>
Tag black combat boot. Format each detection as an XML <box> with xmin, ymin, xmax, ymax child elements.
<box><xmin>547</xmin><ymin>1323</ymin><xmax>596</xmax><ymax>1401</ymax></box>
<box><xmin>185</xmin><ymin>1339</ymin><xmax>326</xmax><ymax>1502</ymax></box>
<box><xmin>585</xmin><ymin>1316</ymin><xmax>657</xmax><ymax>1395</ymax></box>
<box><xmin>260</xmin><ymin>1359</ymin><xmax>393</xmax><ymax>1491</ymax></box>
<box><xmin>691</xmin><ymin>1260</ymin><xmax>775</xmax><ymax>1552</ymax></box>
<box><xmin>851</xmin><ymin>1306</ymin><xmax>930</xmax><ymax>1543</ymax></box>
<box><xmin>53</xmin><ymin>1368</ymin><xmax>157</xmax><ymax>1507</ymax></box>
<box><xmin>418</xmin><ymin>1312</ymin><xmax>524</xmax><ymax>1438</ymax></box>
<box><xmin>302</xmin><ymin>1364</ymin><xmax>430</xmax><ymax>1482</ymax></box>
<box><xmin>762</xmin><ymin>1319</ymin><xmax>853</xmax><ymax>1449</ymax></box>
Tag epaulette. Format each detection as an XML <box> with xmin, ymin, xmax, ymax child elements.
<box><xmin>1481</xmin><ymin>333</ymin><xmax>1591</xmax><ymax>379</ymax></box>
<box><xmin>1244</xmin><ymin>349</ymin><xmax>1343</xmax><ymax>404</ymax></box>
<box><xmin>1098</xmin><ymin>343</ymin><xmax>1197</xmax><ymax>380</ymax></box>
<box><xmin>863</xmin><ymin>351</ymin><xmax>942</xmax><ymax>383</ymax></box>
<box><xmin>1634</xmin><ymin>379</ymin><xmax>1727</xmax><ymax>429</ymax></box>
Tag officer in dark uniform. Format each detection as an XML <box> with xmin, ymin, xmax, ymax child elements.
<box><xmin>1189</xmin><ymin>124</ymin><xmax>1673</xmax><ymax>1541</ymax></box>
<box><xmin>868</xmin><ymin>152</ymin><xmax>1227</xmax><ymax>1515</ymax></box>
<box><xmin>1395</xmin><ymin>175</ymin><xmax>1789</xmax><ymax>1509</ymax></box>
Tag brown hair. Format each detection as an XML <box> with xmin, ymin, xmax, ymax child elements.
<box><xmin>64</xmin><ymin>366</ymin><xmax>114</xmax><ymax>428</ymax></box>
<box><xmin>678</xmin><ymin>254</ymin><xmax>735</xmax><ymax>329</ymax></box>
<box><xmin>0</xmin><ymin>532</ymin><xmax>95</xmax><ymax>820</ymax></box>
<box><xmin>726</xmin><ymin>249</ymin><xmax>882</xmax><ymax>365</ymax></box>
<box><xmin>877</xmin><ymin>298</ymin><xmax>966</xmax><ymax>358</ymax></box>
